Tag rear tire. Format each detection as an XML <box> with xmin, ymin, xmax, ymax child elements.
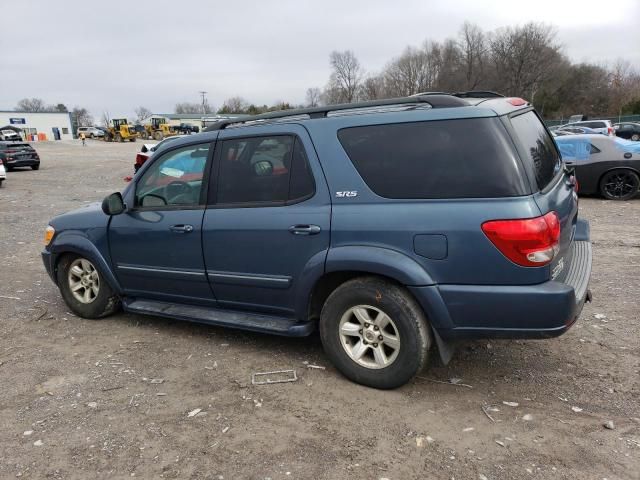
<box><xmin>599</xmin><ymin>169</ymin><xmax>640</xmax><ymax>200</ymax></box>
<box><xmin>56</xmin><ymin>254</ymin><xmax>120</xmax><ymax>319</ymax></box>
<box><xmin>319</xmin><ymin>276</ymin><xmax>431</xmax><ymax>389</ymax></box>
<box><xmin>31</xmin><ymin>164</ymin><xmax>39</xmax><ymax>170</ymax></box>
<box><xmin>631</xmin><ymin>133</ymin><xmax>640</xmax><ymax>141</ymax></box>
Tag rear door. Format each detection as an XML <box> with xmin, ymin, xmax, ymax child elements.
<box><xmin>509</xmin><ymin>110</ymin><xmax>578</xmax><ymax>279</ymax></box>
<box><xmin>202</xmin><ymin>124</ymin><xmax>331</xmax><ymax>317</ymax></box>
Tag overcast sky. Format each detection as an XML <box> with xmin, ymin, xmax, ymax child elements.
<box><xmin>2</xmin><ymin>0</ymin><xmax>639</xmax><ymax>119</ymax></box>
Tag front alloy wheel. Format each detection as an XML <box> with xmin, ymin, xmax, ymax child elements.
<box><xmin>67</xmin><ymin>258</ymin><xmax>100</xmax><ymax>304</ymax></box>
<box><xmin>339</xmin><ymin>305</ymin><xmax>401</xmax><ymax>369</ymax></box>
<box><xmin>600</xmin><ymin>169</ymin><xmax>640</xmax><ymax>200</ymax></box>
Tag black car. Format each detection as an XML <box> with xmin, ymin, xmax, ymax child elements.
<box><xmin>556</xmin><ymin>134</ymin><xmax>640</xmax><ymax>200</ymax></box>
<box><xmin>0</xmin><ymin>142</ymin><xmax>40</xmax><ymax>171</ymax></box>
<box><xmin>614</xmin><ymin>122</ymin><xmax>640</xmax><ymax>142</ymax></box>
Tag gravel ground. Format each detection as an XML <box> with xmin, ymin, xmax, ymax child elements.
<box><xmin>0</xmin><ymin>139</ymin><xmax>638</xmax><ymax>480</ymax></box>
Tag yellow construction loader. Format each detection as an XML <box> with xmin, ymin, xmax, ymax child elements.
<box><xmin>142</xmin><ymin>117</ymin><xmax>177</xmax><ymax>140</ymax></box>
<box><xmin>104</xmin><ymin>119</ymin><xmax>137</xmax><ymax>142</ymax></box>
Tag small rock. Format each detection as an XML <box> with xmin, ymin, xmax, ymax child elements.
<box><xmin>503</xmin><ymin>401</ymin><xmax>519</xmax><ymax>407</ymax></box>
<box><xmin>449</xmin><ymin>377</ymin><xmax>462</xmax><ymax>384</ymax></box>
<box><xmin>463</xmin><ymin>427</ymin><xmax>475</xmax><ymax>432</ymax></box>
<box><xmin>156</xmin><ymin>393</ymin><xmax>167</xmax><ymax>396</ymax></box>
<box><xmin>23</xmin><ymin>431</ymin><xmax>33</xmax><ymax>436</ymax></box>
<box><xmin>33</xmin><ymin>440</ymin><xmax>43</xmax><ymax>447</ymax></box>
<box><xmin>522</xmin><ymin>414</ymin><xmax>533</xmax><ymax>421</ymax></box>
<box><xmin>571</xmin><ymin>406</ymin><xmax>583</xmax><ymax>413</ymax></box>
<box><xmin>222</xmin><ymin>426</ymin><xmax>230</xmax><ymax>433</ymax></box>
<box><xmin>479</xmin><ymin>474</ymin><xmax>489</xmax><ymax>480</ymax></box>
<box><xmin>603</xmin><ymin>420</ymin><xmax>615</xmax><ymax>430</ymax></box>
<box><xmin>416</xmin><ymin>436</ymin><xmax>425</xmax><ymax>447</ymax></box>
<box><xmin>495</xmin><ymin>440</ymin><xmax>505</xmax><ymax>447</ymax></box>
<box><xmin>150</xmin><ymin>378</ymin><xmax>164</xmax><ymax>384</ymax></box>
<box><xmin>594</xmin><ymin>313</ymin><xmax>606</xmax><ymax>319</ymax></box>
<box><xmin>188</xmin><ymin>408</ymin><xmax>202</xmax><ymax>417</ymax></box>
<box><xmin>426</xmin><ymin>436</ymin><xmax>435</xmax><ymax>443</ymax></box>
<box><xmin>87</xmin><ymin>402</ymin><xmax>98</xmax><ymax>409</ymax></box>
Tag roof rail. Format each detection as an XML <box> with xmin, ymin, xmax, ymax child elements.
<box><xmin>203</xmin><ymin>94</ymin><xmax>469</xmax><ymax>132</ymax></box>
<box><xmin>452</xmin><ymin>91</ymin><xmax>504</xmax><ymax>98</ymax></box>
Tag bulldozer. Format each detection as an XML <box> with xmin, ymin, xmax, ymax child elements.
<box><xmin>104</xmin><ymin>119</ymin><xmax>137</xmax><ymax>142</ymax></box>
<box><xmin>142</xmin><ymin>117</ymin><xmax>177</xmax><ymax>141</ymax></box>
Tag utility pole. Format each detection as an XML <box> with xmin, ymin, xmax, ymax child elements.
<box><xmin>199</xmin><ymin>91</ymin><xmax>208</xmax><ymax>114</ymax></box>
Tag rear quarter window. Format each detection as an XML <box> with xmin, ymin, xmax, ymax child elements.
<box><xmin>337</xmin><ymin>118</ymin><xmax>527</xmax><ymax>199</ymax></box>
<box><xmin>510</xmin><ymin>111</ymin><xmax>562</xmax><ymax>190</ymax></box>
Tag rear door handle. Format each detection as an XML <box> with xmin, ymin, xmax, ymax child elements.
<box><xmin>289</xmin><ymin>224</ymin><xmax>321</xmax><ymax>236</ymax></box>
<box><xmin>170</xmin><ymin>224</ymin><xmax>194</xmax><ymax>233</ymax></box>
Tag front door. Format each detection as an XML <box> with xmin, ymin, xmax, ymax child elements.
<box><xmin>109</xmin><ymin>141</ymin><xmax>216</xmax><ymax>305</ymax></box>
<box><xmin>202</xmin><ymin>126</ymin><xmax>330</xmax><ymax>316</ymax></box>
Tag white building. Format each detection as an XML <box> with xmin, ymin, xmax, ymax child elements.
<box><xmin>0</xmin><ymin>111</ymin><xmax>74</xmax><ymax>141</ymax></box>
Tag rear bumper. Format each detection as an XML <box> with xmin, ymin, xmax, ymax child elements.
<box><xmin>410</xmin><ymin>240</ymin><xmax>592</xmax><ymax>339</ymax></box>
<box><xmin>5</xmin><ymin>158</ymin><xmax>39</xmax><ymax>167</ymax></box>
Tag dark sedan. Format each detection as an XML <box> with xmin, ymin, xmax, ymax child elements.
<box><xmin>556</xmin><ymin>134</ymin><xmax>640</xmax><ymax>200</ymax></box>
<box><xmin>614</xmin><ymin>122</ymin><xmax>640</xmax><ymax>142</ymax></box>
<box><xmin>0</xmin><ymin>142</ymin><xmax>40</xmax><ymax>171</ymax></box>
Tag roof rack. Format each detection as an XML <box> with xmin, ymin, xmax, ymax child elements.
<box><xmin>452</xmin><ymin>91</ymin><xmax>504</xmax><ymax>99</ymax></box>
<box><xmin>203</xmin><ymin>94</ymin><xmax>469</xmax><ymax>132</ymax></box>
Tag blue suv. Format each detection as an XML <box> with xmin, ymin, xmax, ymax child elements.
<box><xmin>42</xmin><ymin>93</ymin><xmax>592</xmax><ymax>389</ymax></box>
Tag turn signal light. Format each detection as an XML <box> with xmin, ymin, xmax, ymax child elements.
<box><xmin>482</xmin><ymin>212</ymin><xmax>560</xmax><ymax>267</ymax></box>
<box><xmin>44</xmin><ymin>225</ymin><xmax>55</xmax><ymax>246</ymax></box>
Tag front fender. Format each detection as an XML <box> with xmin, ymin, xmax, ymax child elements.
<box><xmin>47</xmin><ymin>232</ymin><xmax>122</xmax><ymax>294</ymax></box>
<box><xmin>325</xmin><ymin>246</ymin><xmax>435</xmax><ymax>286</ymax></box>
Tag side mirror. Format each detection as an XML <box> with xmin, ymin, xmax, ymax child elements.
<box><xmin>253</xmin><ymin>160</ymin><xmax>273</xmax><ymax>176</ymax></box>
<box><xmin>102</xmin><ymin>192</ymin><xmax>126</xmax><ymax>215</ymax></box>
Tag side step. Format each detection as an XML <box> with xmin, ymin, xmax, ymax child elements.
<box><xmin>122</xmin><ymin>298</ymin><xmax>315</xmax><ymax>337</ymax></box>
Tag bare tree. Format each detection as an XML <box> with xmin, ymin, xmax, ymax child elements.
<box><xmin>609</xmin><ymin>60</ymin><xmax>640</xmax><ymax>120</ymax></box>
<box><xmin>100</xmin><ymin>111</ymin><xmax>111</xmax><ymax>128</ymax></box>
<box><xmin>458</xmin><ymin>22</ymin><xmax>487</xmax><ymax>90</ymax></box>
<box><xmin>305</xmin><ymin>87</ymin><xmax>322</xmax><ymax>107</ymax></box>
<box><xmin>175</xmin><ymin>102</ymin><xmax>212</xmax><ymax>114</ymax></box>
<box><xmin>134</xmin><ymin>106</ymin><xmax>152</xmax><ymax>123</ymax></box>
<box><xmin>72</xmin><ymin>107</ymin><xmax>94</xmax><ymax>127</ymax></box>
<box><xmin>218</xmin><ymin>96</ymin><xmax>249</xmax><ymax>114</ymax></box>
<box><xmin>359</xmin><ymin>75</ymin><xmax>387</xmax><ymax>101</ymax></box>
<box><xmin>328</xmin><ymin>50</ymin><xmax>363</xmax><ymax>103</ymax></box>
<box><xmin>15</xmin><ymin>98</ymin><xmax>48</xmax><ymax>112</ymax></box>
<box><xmin>489</xmin><ymin>23</ymin><xmax>562</xmax><ymax>99</ymax></box>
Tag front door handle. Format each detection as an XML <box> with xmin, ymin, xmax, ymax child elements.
<box><xmin>289</xmin><ymin>224</ymin><xmax>321</xmax><ymax>236</ymax></box>
<box><xmin>170</xmin><ymin>224</ymin><xmax>194</xmax><ymax>233</ymax></box>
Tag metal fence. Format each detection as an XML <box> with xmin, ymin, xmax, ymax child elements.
<box><xmin>544</xmin><ymin>114</ymin><xmax>640</xmax><ymax>127</ymax></box>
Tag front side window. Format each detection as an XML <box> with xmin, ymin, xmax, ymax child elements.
<box><xmin>217</xmin><ymin>135</ymin><xmax>315</xmax><ymax>205</ymax></box>
<box><xmin>136</xmin><ymin>143</ymin><xmax>210</xmax><ymax>207</ymax></box>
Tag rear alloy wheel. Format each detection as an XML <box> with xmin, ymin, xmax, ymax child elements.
<box><xmin>320</xmin><ymin>277</ymin><xmax>431</xmax><ymax>389</ymax></box>
<box><xmin>631</xmin><ymin>133</ymin><xmax>640</xmax><ymax>141</ymax></box>
<box><xmin>599</xmin><ymin>169</ymin><xmax>640</xmax><ymax>201</ymax></box>
<box><xmin>56</xmin><ymin>254</ymin><xmax>120</xmax><ymax>319</ymax></box>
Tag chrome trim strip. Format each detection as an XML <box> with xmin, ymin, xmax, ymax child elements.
<box><xmin>208</xmin><ymin>272</ymin><xmax>290</xmax><ymax>284</ymax></box>
<box><xmin>117</xmin><ymin>265</ymin><xmax>205</xmax><ymax>277</ymax></box>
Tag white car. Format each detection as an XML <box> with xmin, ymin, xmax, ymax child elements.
<box><xmin>0</xmin><ymin>129</ymin><xmax>21</xmax><ymax>141</ymax></box>
<box><xmin>0</xmin><ymin>161</ymin><xmax>6</xmax><ymax>187</ymax></box>
<box><xmin>558</xmin><ymin>119</ymin><xmax>614</xmax><ymax>136</ymax></box>
<box><xmin>77</xmin><ymin>126</ymin><xmax>104</xmax><ymax>138</ymax></box>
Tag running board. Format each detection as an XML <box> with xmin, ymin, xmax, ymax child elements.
<box><xmin>122</xmin><ymin>298</ymin><xmax>315</xmax><ymax>337</ymax></box>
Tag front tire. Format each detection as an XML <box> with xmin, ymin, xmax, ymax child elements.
<box><xmin>56</xmin><ymin>254</ymin><xmax>120</xmax><ymax>319</ymax></box>
<box><xmin>631</xmin><ymin>133</ymin><xmax>639</xmax><ymax>141</ymax></box>
<box><xmin>599</xmin><ymin>169</ymin><xmax>640</xmax><ymax>200</ymax></box>
<box><xmin>31</xmin><ymin>164</ymin><xmax>39</xmax><ymax>170</ymax></box>
<box><xmin>320</xmin><ymin>277</ymin><xmax>431</xmax><ymax>389</ymax></box>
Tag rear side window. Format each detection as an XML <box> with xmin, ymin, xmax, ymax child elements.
<box><xmin>338</xmin><ymin>118</ymin><xmax>526</xmax><ymax>199</ymax></box>
<box><xmin>510</xmin><ymin>111</ymin><xmax>562</xmax><ymax>190</ymax></box>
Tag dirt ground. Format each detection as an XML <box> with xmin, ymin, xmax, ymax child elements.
<box><xmin>0</xmin><ymin>139</ymin><xmax>638</xmax><ymax>480</ymax></box>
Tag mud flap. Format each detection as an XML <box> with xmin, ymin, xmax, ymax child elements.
<box><xmin>432</xmin><ymin>326</ymin><xmax>455</xmax><ymax>366</ymax></box>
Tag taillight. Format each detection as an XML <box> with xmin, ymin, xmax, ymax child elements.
<box><xmin>482</xmin><ymin>212</ymin><xmax>560</xmax><ymax>267</ymax></box>
<box><xmin>135</xmin><ymin>153</ymin><xmax>148</xmax><ymax>166</ymax></box>
<box><xmin>608</xmin><ymin>127</ymin><xmax>614</xmax><ymax>136</ymax></box>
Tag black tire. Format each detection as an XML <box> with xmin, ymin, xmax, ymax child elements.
<box><xmin>0</xmin><ymin>179</ymin><xmax>3</xmax><ymax>187</ymax></box>
<box><xmin>56</xmin><ymin>254</ymin><xmax>120</xmax><ymax>319</ymax></box>
<box><xmin>5</xmin><ymin>166</ymin><xmax>13</xmax><ymax>172</ymax></box>
<box><xmin>599</xmin><ymin>169</ymin><xmax>640</xmax><ymax>201</ymax></box>
<box><xmin>129</xmin><ymin>137</ymin><xmax>136</xmax><ymax>142</ymax></box>
<box><xmin>631</xmin><ymin>133</ymin><xmax>640</xmax><ymax>142</ymax></box>
<box><xmin>319</xmin><ymin>276</ymin><xmax>431</xmax><ymax>389</ymax></box>
<box><xmin>31</xmin><ymin>164</ymin><xmax>39</xmax><ymax>170</ymax></box>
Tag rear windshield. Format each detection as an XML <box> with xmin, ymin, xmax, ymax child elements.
<box><xmin>0</xmin><ymin>143</ymin><xmax>31</xmax><ymax>150</ymax></box>
<box><xmin>510</xmin><ymin>111</ymin><xmax>562</xmax><ymax>190</ymax></box>
<box><xmin>337</xmin><ymin>118</ymin><xmax>526</xmax><ymax>199</ymax></box>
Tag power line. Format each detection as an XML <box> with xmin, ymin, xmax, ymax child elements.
<box><xmin>199</xmin><ymin>91</ymin><xmax>208</xmax><ymax>114</ymax></box>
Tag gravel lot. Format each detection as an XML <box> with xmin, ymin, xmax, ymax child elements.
<box><xmin>0</xmin><ymin>139</ymin><xmax>638</xmax><ymax>480</ymax></box>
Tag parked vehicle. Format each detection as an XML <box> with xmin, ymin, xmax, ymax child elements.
<box><xmin>134</xmin><ymin>135</ymin><xmax>187</xmax><ymax>172</ymax></box>
<box><xmin>556</xmin><ymin>134</ymin><xmax>640</xmax><ymax>200</ymax></box>
<box><xmin>0</xmin><ymin>129</ymin><xmax>22</xmax><ymax>141</ymax></box>
<box><xmin>173</xmin><ymin>123</ymin><xmax>199</xmax><ymax>135</ymax></box>
<box><xmin>142</xmin><ymin>117</ymin><xmax>178</xmax><ymax>141</ymax></box>
<box><xmin>556</xmin><ymin>126</ymin><xmax>598</xmax><ymax>135</ymax></box>
<box><xmin>0</xmin><ymin>142</ymin><xmax>40</xmax><ymax>171</ymax></box>
<box><xmin>42</xmin><ymin>93</ymin><xmax>592</xmax><ymax>389</ymax></box>
<box><xmin>0</xmin><ymin>159</ymin><xmax>6</xmax><ymax>186</ymax></box>
<box><xmin>77</xmin><ymin>126</ymin><xmax>104</xmax><ymax>138</ymax></box>
<box><xmin>614</xmin><ymin>122</ymin><xmax>640</xmax><ymax>141</ymax></box>
<box><xmin>559</xmin><ymin>120</ymin><xmax>614</xmax><ymax>136</ymax></box>
<box><xmin>103</xmin><ymin>119</ymin><xmax>137</xmax><ymax>143</ymax></box>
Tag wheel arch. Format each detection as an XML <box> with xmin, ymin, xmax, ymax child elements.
<box><xmin>49</xmin><ymin>233</ymin><xmax>122</xmax><ymax>294</ymax></box>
